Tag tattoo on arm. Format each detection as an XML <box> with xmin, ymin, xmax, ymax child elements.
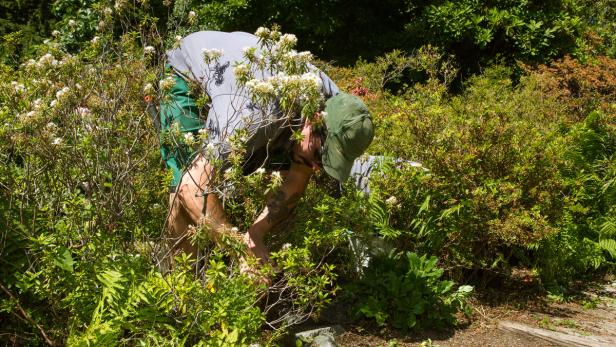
<box><xmin>266</xmin><ymin>190</ymin><xmax>302</xmax><ymax>224</ymax></box>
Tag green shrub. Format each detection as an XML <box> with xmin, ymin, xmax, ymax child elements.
<box><xmin>348</xmin><ymin>251</ymin><xmax>473</xmax><ymax>330</ymax></box>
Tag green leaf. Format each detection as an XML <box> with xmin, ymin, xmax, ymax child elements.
<box><xmin>54</xmin><ymin>247</ymin><xmax>75</xmax><ymax>273</ymax></box>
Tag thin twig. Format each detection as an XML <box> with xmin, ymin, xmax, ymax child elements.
<box><xmin>0</xmin><ymin>282</ymin><xmax>55</xmax><ymax>346</ymax></box>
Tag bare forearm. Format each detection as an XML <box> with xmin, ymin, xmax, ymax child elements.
<box><xmin>247</xmin><ymin>163</ymin><xmax>313</xmax><ymax>239</ymax></box>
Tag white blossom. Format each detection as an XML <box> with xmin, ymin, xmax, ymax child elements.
<box><xmin>76</xmin><ymin>107</ymin><xmax>91</xmax><ymax>117</ymax></box>
<box><xmin>183</xmin><ymin>133</ymin><xmax>195</xmax><ymax>143</ymax></box>
<box><xmin>255</xmin><ymin>167</ymin><xmax>266</xmax><ymax>175</ymax></box>
<box><xmin>188</xmin><ymin>10</ymin><xmax>196</xmax><ymax>22</ymax></box>
<box><xmin>201</xmin><ymin>48</ymin><xmax>224</xmax><ymax>62</ymax></box>
<box><xmin>158</xmin><ymin>76</ymin><xmax>176</xmax><ymax>91</ymax></box>
<box><xmin>271</xmin><ymin>171</ymin><xmax>282</xmax><ymax>181</ymax></box>
<box><xmin>300</xmin><ymin>72</ymin><xmax>322</xmax><ymax>90</ymax></box>
<box><xmin>68</xmin><ymin>19</ymin><xmax>76</xmax><ymax>27</ymax></box>
<box><xmin>52</xmin><ymin>137</ymin><xmax>62</xmax><ymax>145</ymax></box>
<box><xmin>143</xmin><ymin>83</ymin><xmax>154</xmax><ymax>95</ymax></box>
<box><xmin>91</xmin><ymin>36</ymin><xmax>100</xmax><ymax>44</ymax></box>
<box><xmin>144</xmin><ymin>46</ymin><xmax>155</xmax><ymax>54</ymax></box>
<box><xmin>50</xmin><ymin>100</ymin><xmax>58</xmax><ymax>108</ymax></box>
<box><xmin>278</xmin><ymin>33</ymin><xmax>297</xmax><ymax>48</ymax></box>
<box><xmin>232</xmin><ymin>63</ymin><xmax>250</xmax><ymax>80</ymax></box>
<box><xmin>52</xmin><ymin>30</ymin><xmax>61</xmax><ymax>37</ymax></box>
<box><xmin>56</xmin><ymin>86</ymin><xmax>70</xmax><ymax>100</ymax></box>
<box><xmin>385</xmin><ymin>196</ymin><xmax>398</xmax><ymax>206</ymax></box>
<box><xmin>255</xmin><ymin>27</ymin><xmax>270</xmax><ymax>39</ymax></box>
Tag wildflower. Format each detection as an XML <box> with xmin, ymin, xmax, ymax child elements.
<box><xmin>143</xmin><ymin>83</ymin><xmax>154</xmax><ymax>95</ymax></box>
<box><xmin>56</xmin><ymin>86</ymin><xmax>70</xmax><ymax>100</ymax></box>
<box><xmin>158</xmin><ymin>76</ymin><xmax>176</xmax><ymax>91</ymax></box>
<box><xmin>114</xmin><ymin>0</ymin><xmax>126</xmax><ymax>11</ymax></box>
<box><xmin>52</xmin><ymin>30</ymin><xmax>61</xmax><ymax>37</ymax></box>
<box><xmin>76</xmin><ymin>107</ymin><xmax>91</xmax><ymax>117</ymax></box>
<box><xmin>91</xmin><ymin>36</ymin><xmax>100</xmax><ymax>44</ymax></box>
<box><xmin>183</xmin><ymin>133</ymin><xmax>195</xmax><ymax>143</ymax></box>
<box><xmin>300</xmin><ymin>72</ymin><xmax>322</xmax><ymax>89</ymax></box>
<box><xmin>255</xmin><ymin>167</ymin><xmax>266</xmax><ymax>175</ymax></box>
<box><xmin>38</xmin><ymin>53</ymin><xmax>54</xmax><ymax>66</ymax></box>
<box><xmin>278</xmin><ymin>33</ymin><xmax>297</xmax><ymax>49</ymax></box>
<box><xmin>188</xmin><ymin>10</ymin><xmax>197</xmax><ymax>23</ymax></box>
<box><xmin>296</xmin><ymin>51</ymin><xmax>313</xmax><ymax>62</ymax></box>
<box><xmin>52</xmin><ymin>137</ymin><xmax>62</xmax><ymax>145</ymax></box>
<box><xmin>11</xmin><ymin>81</ymin><xmax>26</xmax><ymax>94</ymax></box>
<box><xmin>249</xmin><ymin>80</ymin><xmax>275</xmax><ymax>95</ymax></box>
<box><xmin>201</xmin><ymin>48</ymin><xmax>223</xmax><ymax>62</ymax></box>
<box><xmin>175</xmin><ymin>35</ymin><xmax>183</xmax><ymax>44</ymax></box>
<box><xmin>271</xmin><ymin>171</ymin><xmax>282</xmax><ymax>181</ymax></box>
<box><xmin>255</xmin><ymin>27</ymin><xmax>270</xmax><ymax>40</ymax></box>
<box><xmin>68</xmin><ymin>19</ymin><xmax>76</xmax><ymax>27</ymax></box>
<box><xmin>385</xmin><ymin>196</ymin><xmax>398</xmax><ymax>206</ymax></box>
<box><xmin>144</xmin><ymin>46</ymin><xmax>155</xmax><ymax>54</ymax></box>
<box><xmin>33</xmin><ymin>98</ymin><xmax>43</xmax><ymax>109</ymax></box>
<box><xmin>242</xmin><ymin>46</ymin><xmax>257</xmax><ymax>60</ymax></box>
<box><xmin>233</xmin><ymin>63</ymin><xmax>250</xmax><ymax>81</ymax></box>
<box><xmin>50</xmin><ymin>100</ymin><xmax>58</xmax><ymax>108</ymax></box>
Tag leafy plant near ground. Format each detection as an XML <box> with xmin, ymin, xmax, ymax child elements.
<box><xmin>348</xmin><ymin>251</ymin><xmax>473</xmax><ymax>330</ymax></box>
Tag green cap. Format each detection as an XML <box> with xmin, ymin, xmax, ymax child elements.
<box><xmin>322</xmin><ymin>93</ymin><xmax>374</xmax><ymax>182</ymax></box>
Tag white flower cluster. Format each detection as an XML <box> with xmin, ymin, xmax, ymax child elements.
<box><xmin>173</xmin><ymin>35</ymin><xmax>183</xmax><ymax>48</ymax></box>
<box><xmin>114</xmin><ymin>0</ymin><xmax>126</xmax><ymax>11</ymax></box>
<box><xmin>255</xmin><ymin>27</ymin><xmax>271</xmax><ymax>40</ymax></box>
<box><xmin>11</xmin><ymin>81</ymin><xmax>26</xmax><ymax>94</ymax></box>
<box><xmin>37</xmin><ymin>53</ymin><xmax>59</xmax><ymax>68</ymax></box>
<box><xmin>245</xmin><ymin>79</ymin><xmax>275</xmax><ymax>96</ymax></box>
<box><xmin>103</xmin><ymin>7</ymin><xmax>113</xmax><ymax>16</ymax></box>
<box><xmin>158</xmin><ymin>76</ymin><xmax>175</xmax><ymax>91</ymax></box>
<box><xmin>232</xmin><ymin>63</ymin><xmax>250</xmax><ymax>82</ymax></box>
<box><xmin>68</xmin><ymin>19</ymin><xmax>77</xmax><ymax>27</ymax></box>
<box><xmin>202</xmin><ymin>48</ymin><xmax>224</xmax><ymax>63</ymax></box>
<box><xmin>144</xmin><ymin>46</ymin><xmax>155</xmax><ymax>54</ymax></box>
<box><xmin>183</xmin><ymin>133</ymin><xmax>196</xmax><ymax>145</ymax></box>
<box><xmin>143</xmin><ymin>83</ymin><xmax>154</xmax><ymax>95</ymax></box>
<box><xmin>385</xmin><ymin>196</ymin><xmax>398</xmax><ymax>206</ymax></box>
<box><xmin>278</xmin><ymin>33</ymin><xmax>297</xmax><ymax>49</ymax></box>
<box><xmin>55</xmin><ymin>86</ymin><xmax>71</xmax><ymax>100</ymax></box>
<box><xmin>188</xmin><ymin>10</ymin><xmax>197</xmax><ymax>23</ymax></box>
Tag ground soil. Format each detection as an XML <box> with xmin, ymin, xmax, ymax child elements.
<box><xmin>313</xmin><ymin>273</ymin><xmax>616</xmax><ymax>347</ymax></box>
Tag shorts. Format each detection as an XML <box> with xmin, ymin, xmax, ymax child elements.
<box><xmin>159</xmin><ymin>66</ymin><xmax>206</xmax><ymax>189</ymax></box>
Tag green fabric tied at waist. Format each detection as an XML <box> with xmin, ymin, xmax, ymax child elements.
<box><xmin>159</xmin><ymin>66</ymin><xmax>206</xmax><ymax>187</ymax></box>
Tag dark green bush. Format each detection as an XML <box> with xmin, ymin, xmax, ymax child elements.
<box><xmin>348</xmin><ymin>251</ymin><xmax>473</xmax><ymax>330</ymax></box>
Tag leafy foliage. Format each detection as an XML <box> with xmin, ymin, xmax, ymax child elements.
<box><xmin>348</xmin><ymin>251</ymin><xmax>473</xmax><ymax>330</ymax></box>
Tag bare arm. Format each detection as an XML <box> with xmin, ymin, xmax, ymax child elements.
<box><xmin>244</xmin><ymin>162</ymin><xmax>314</xmax><ymax>260</ymax></box>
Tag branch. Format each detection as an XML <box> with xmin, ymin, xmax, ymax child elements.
<box><xmin>0</xmin><ymin>282</ymin><xmax>56</xmax><ymax>346</ymax></box>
